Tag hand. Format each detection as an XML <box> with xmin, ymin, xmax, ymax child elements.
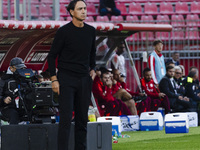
<box><xmin>158</xmin><ymin>93</ymin><xmax>165</xmax><ymax>98</ymax></box>
<box><xmin>106</xmin><ymin>7</ymin><xmax>112</xmax><ymax>12</ymax></box>
<box><xmin>112</xmin><ymin>79</ymin><xmax>117</xmax><ymax>85</ymax></box>
<box><xmin>183</xmin><ymin>97</ymin><xmax>190</xmax><ymax>101</ymax></box>
<box><xmin>119</xmin><ymin>77</ymin><xmax>125</xmax><ymax>83</ymax></box>
<box><xmin>4</xmin><ymin>96</ymin><xmax>12</xmax><ymax>104</ymax></box>
<box><xmin>90</xmin><ymin>70</ymin><xmax>96</xmax><ymax>80</ymax></box>
<box><xmin>105</xmin><ymin>79</ymin><xmax>112</xmax><ymax>88</ymax></box>
<box><xmin>178</xmin><ymin>96</ymin><xmax>183</xmax><ymax>100</ymax></box>
<box><xmin>52</xmin><ymin>81</ymin><xmax>60</xmax><ymax>95</ymax></box>
<box><xmin>139</xmin><ymin>93</ymin><xmax>146</xmax><ymax>97</ymax></box>
<box><xmin>197</xmin><ymin>93</ymin><xmax>200</xmax><ymax>97</ymax></box>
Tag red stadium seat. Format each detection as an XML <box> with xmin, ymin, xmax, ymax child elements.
<box><xmin>3</xmin><ymin>4</ymin><xmax>8</xmax><ymax>18</ymax></box>
<box><xmin>66</xmin><ymin>16</ymin><xmax>72</xmax><ymax>21</ymax></box>
<box><xmin>129</xmin><ymin>2</ymin><xmax>143</xmax><ymax>16</ymax></box>
<box><xmin>171</xmin><ymin>14</ymin><xmax>185</xmax><ymax>28</ymax></box>
<box><xmin>175</xmin><ymin>2</ymin><xmax>189</xmax><ymax>15</ymax></box>
<box><xmin>96</xmin><ymin>16</ymin><xmax>109</xmax><ymax>22</ymax></box>
<box><xmin>160</xmin><ymin>2</ymin><xmax>174</xmax><ymax>15</ymax></box>
<box><xmin>40</xmin><ymin>0</ymin><xmax>53</xmax><ymax>4</ymax></box>
<box><xmin>156</xmin><ymin>15</ymin><xmax>170</xmax><ymax>24</ymax></box>
<box><xmin>140</xmin><ymin>15</ymin><xmax>154</xmax><ymax>41</ymax></box>
<box><xmin>191</xmin><ymin>1</ymin><xmax>200</xmax><ymax>14</ymax></box>
<box><xmin>87</xmin><ymin>3</ymin><xmax>98</xmax><ymax>16</ymax></box>
<box><xmin>86</xmin><ymin>0</ymin><xmax>99</xmax><ymax>4</ymax></box>
<box><xmin>144</xmin><ymin>2</ymin><xmax>158</xmax><ymax>15</ymax></box>
<box><xmin>85</xmin><ymin>16</ymin><xmax>94</xmax><ymax>22</ymax></box>
<box><xmin>156</xmin><ymin>15</ymin><xmax>170</xmax><ymax>40</ymax></box>
<box><xmin>59</xmin><ymin>17</ymin><xmax>65</xmax><ymax>21</ymax></box>
<box><xmin>60</xmin><ymin>4</ymin><xmax>68</xmax><ymax>17</ymax></box>
<box><xmin>39</xmin><ymin>4</ymin><xmax>53</xmax><ymax>17</ymax></box>
<box><xmin>186</xmin><ymin>14</ymin><xmax>199</xmax><ymax>27</ymax></box>
<box><xmin>115</xmin><ymin>2</ymin><xmax>127</xmax><ymax>16</ymax></box>
<box><xmin>140</xmin><ymin>15</ymin><xmax>154</xmax><ymax>23</ymax></box>
<box><xmin>110</xmin><ymin>16</ymin><xmax>123</xmax><ymax>23</ymax></box>
<box><xmin>30</xmin><ymin>4</ymin><xmax>38</xmax><ymax>18</ymax></box>
<box><xmin>126</xmin><ymin>15</ymin><xmax>139</xmax><ymax>23</ymax></box>
<box><xmin>60</xmin><ymin>0</ymin><xmax>70</xmax><ymax>4</ymax></box>
<box><xmin>185</xmin><ymin>27</ymin><xmax>199</xmax><ymax>40</ymax></box>
<box><xmin>171</xmin><ymin>28</ymin><xmax>184</xmax><ymax>40</ymax></box>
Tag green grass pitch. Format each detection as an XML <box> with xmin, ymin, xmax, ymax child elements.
<box><xmin>112</xmin><ymin>126</ymin><xmax>200</xmax><ymax>150</ymax></box>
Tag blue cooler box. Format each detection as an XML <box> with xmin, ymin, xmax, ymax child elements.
<box><xmin>140</xmin><ymin>112</ymin><xmax>163</xmax><ymax>131</ymax></box>
<box><xmin>165</xmin><ymin>113</ymin><xmax>189</xmax><ymax>134</ymax></box>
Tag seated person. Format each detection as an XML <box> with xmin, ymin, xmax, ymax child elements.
<box><xmin>112</xmin><ymin>69</ymin><xmax>152</xmax><ymax>115</ymax></box>
<box><xmin>141</xmin><ymin>68</ymin><xmax>170</xmax><ymax>114</ymax></box>
<box><xmin>92</xmin><ymin>69</ymin><xmax>132</xmax><ymax>116</ymax></box>
<box><xmin>174</xmin><ymin>66</ymin><xmax>185</xmax><ymax>95</ymax></box>
<box><xmin>185</xmin><ymin>69</ymin><xmax>200</xmax><ymax>110</ymax></box>
<box><xmin>159</xmin><ymin>66</ymin><xmax>192</xmax><ymax>112</ymax></box>
<box><xmin>99</xmin><ymin>0</ymin><xmax>121</xmax><ymax>16</ymax></box>
<box><xmin>0</xmin><ymin>57</ymin><xmax>27</xmax><ymax>124</ymax></box>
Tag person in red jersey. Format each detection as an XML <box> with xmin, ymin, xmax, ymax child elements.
<box><xmin>92</xmin><ymin>69</ymin><xmax>132</xmax><ymax>116</ymax></box>
<box><xmin>112</xmin><ymin>69</ymin><xmax>152</xmax><ymax>115</ymax></box>
<box><xmin>141</xmin><ymin>68</ymin><xmax>170</xmax><ymax>114</ymax></box>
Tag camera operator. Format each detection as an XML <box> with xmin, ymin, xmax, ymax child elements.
<box><xmin>0</xmin><ymin>57</ymin><xmax>26</xmax><ymax>124</ymax></box>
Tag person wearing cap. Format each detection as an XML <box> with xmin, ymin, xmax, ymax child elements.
<box><xmin>0</xmin><ymin>57</ymin><xmax>26</xmax><ymax>124</ymax></box>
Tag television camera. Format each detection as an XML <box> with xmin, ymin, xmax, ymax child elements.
<box><xmin>11</xmin><ymin>68</ymin><xmax>58</xmax><ymax>123</ymax></box>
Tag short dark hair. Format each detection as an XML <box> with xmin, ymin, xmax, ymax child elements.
<box><xmin>153</xmin><ymin>39</ymin><xmax>163</xmax><ymax>46</ymax></box>
<box><xmin>67</xmin><ymin>0</ymin><xmax>86</xmax><ymax>17</ymax></box>
<box><xmin>188</xmin><ymin>70</ymin><xmax>197</xmax><ymax>78</ymax></box>
<box><xmin>166</xmin><ymin>61</ymin><xmax>175</xmax><ymax>67</ymax></box>
<box><xmin>143</xmin><ymin>67</ymin><xmax>151</xmax><ymax>75</ymax></box>
<box><xmin>100</xmin><ymin>70</ymin><xmax>109</xmax><ymax>79</ymax></box>
<box><xmin>189</xmin><ymin>66</ymin><xmax>198</xmax><ymax>71</ymax></box>
<box><xmin>166</xmin><ymin>65</ymin><xmax>174</xmax><ymax>72</ymax></box>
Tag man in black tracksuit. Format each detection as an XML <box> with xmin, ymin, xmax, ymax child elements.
<box><xmin>47</xmin><ymin>1</ymin><xmax>96</xmax><ymax>150</ymax></box>
<box><xmin>0</xmin><ymin>57</ymin><xmax>27</xmax><ymax>124</ymax></box>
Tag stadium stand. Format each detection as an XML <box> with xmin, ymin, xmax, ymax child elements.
<box><xmin>144</xmin><ymin>2</ymin><xmax>158</xmax><ymax>15</ymax></box>
<box><xmin>159</xmin><ymin>2</ymin><xmax>174</xmax><ymax>15</ymax></box>
<box><xmin>128</xmin><ymin>2</ymin><xmax>143</xmax><ymax>16</ymax></box>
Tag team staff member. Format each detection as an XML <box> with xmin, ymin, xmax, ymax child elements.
<box><xmin>148</xmin><ymin>40</ymin><xmax>166</xmax><ymax>85</ymax></box>
<box><xmin>47</xmin><ymin>0</ymin><xmax>96</xmax><ymax>150</ymax></box>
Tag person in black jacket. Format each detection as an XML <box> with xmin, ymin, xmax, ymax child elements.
<box><xmin>159</xmin><ymin>65</ymin><xmax>191</xmax><ymax>112</ymax></box>
<box><xmin>0</xmin><ymin>57</ymin><xmax>26</xmax><ymax>124</ymax></box>
<box><xmin>99</xmin><ymin>0</ymin><xmax>121</xmax><ymax>16</ymax></box>
<box><xmin>185</xmin><ymin>70</ymin><xmax>200</xmax><ymax>110</ymax></box>
<box><xmin>47</xmin><ymin>0</ymin><xmax>96</xmax><ymax>150</ymax></box>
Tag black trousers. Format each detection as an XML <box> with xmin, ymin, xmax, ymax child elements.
<box><xmin>57</xmin><ymin>72</ymin><xmax>92</xmax><ymax>150</ymax></box>
<box><xmin>1</xmin><ymin>107</ymin><xmax>19</xmax><ymax>124</ymax></box>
